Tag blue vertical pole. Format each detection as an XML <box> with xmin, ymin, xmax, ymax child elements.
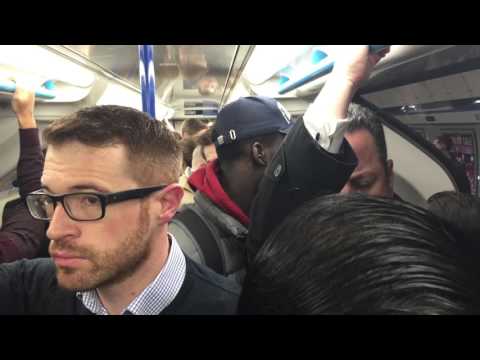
<box><xmin>138</xmin><ymin>45</ymin><xmax>157</xmax><ymax>120</ymax></box>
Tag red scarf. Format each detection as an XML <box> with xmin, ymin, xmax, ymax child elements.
<box><xmin>188</xmin><ymin>160</ymin><xmax>250</xmax><ymax>226</ymax></box>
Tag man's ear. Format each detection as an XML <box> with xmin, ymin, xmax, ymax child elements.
<box><xmin>251</xmin><ymin>141</ymin><xmax>267</xmax><ymax>167</ymax></box>
<box><xmin>386</xmin><ymin>159</ymin><xmax>394</xmax><ymax>192</ymax></box>
<box><xmin>150</xmin><ymin>184</ymin><xmax>184</xmax><ymax>224</ymax></box>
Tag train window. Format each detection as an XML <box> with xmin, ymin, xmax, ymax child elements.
<box><xmin>362</xmin><ymin>45</ymin><xmax>480</xmax><ymax>194</ymax></box>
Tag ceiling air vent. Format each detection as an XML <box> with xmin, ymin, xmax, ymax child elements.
<box><xmin>183</xmin><ymin>100</ymin><xmax>219</xmax><ymax>117</ymax></box>
<box><xmin>184</xmin><ymin>101</ymin><xmax>204</xmax><ymax>108</ymax></box>
<box><xmin>184</xmin><ymin>109</ymin><xmax>218</xmax><ymax>116</ymax></box>
<box><xmin>184</xmin><ymin>100</ymin><xmax>219</xmax><ymax>109</ymax></box>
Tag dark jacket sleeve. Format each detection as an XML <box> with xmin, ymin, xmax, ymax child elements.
<box><xmin>451</xmin><ymin>160</ymin><xmax>471</xmax><ymax>194</ymax></box>
<box><xmin>0</xmin><ymin>258</ymin><xmax>73</xmax><ymax>314</ymax></box>
<box><xmin>0</xmin><ymin>258</ymin><xmax>49</xmax><ymax>314</ymax></box>
<box><xmin>16</xmin><ymin>128</ymin><xmax>44</xmax><ymax>197</ymax></box>
<box><xmin>0</xmin><ymin>129</ymin><xmax>47</xmax><ymax>263</ymax></box>
<box><xmin>0</xmin><ymin>259</ymin><xmax>27</xmax><ymax>313</ymax></box>
<box><xmin>247</xmin><ymin>118</ymin><xmax>358</xmax><ymax>263</ymax></box>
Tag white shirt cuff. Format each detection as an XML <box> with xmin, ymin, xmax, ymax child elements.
<box><xmin>303</xmin><ymin>112</ymin><xmax>350</xmax><ymax>154</ymax></box>
<box><xmin>302</xmin><ymin>89</ymin><xmax>352</xmax><ymax>153</ymax></box>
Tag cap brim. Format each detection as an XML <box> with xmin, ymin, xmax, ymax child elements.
<box><xmin>278</xmin><ymin>122</ymin><xmax>294</xmax><ymax>135</ymax></box>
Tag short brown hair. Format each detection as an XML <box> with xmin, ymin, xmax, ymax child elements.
<box><xmin>44</xmin><ymin>105</ymin><xmax>182</xmax><ymax>186</ymax></box>
<box><xmin>196</xmin><ymin>127</ymin><xmax>214</xmax><ymax>147</ymax></box>
<box><xmin>180</xmin><ymin>137</ymin><xmax>197</xmax><ymax>169</ymax></box>
<box><xmin>180</xmin><ymin>128</ymin><xmax>213</xmax><ymax>169</ymax></box>
<box><xmin>347</xmin><ymin>103</ymin><xmax>388</xmax><ymax>174</ymax></box>
<box><xmin>181</xmin><ymin>118</ymin><xmax>208</xmax><ymax>138</ymax></box>
<box><xmin>435</xmin><ymin>134</ymin><xmax>454</xmax><ymax>152</ymax></box>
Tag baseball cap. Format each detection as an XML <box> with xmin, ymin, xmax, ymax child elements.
<box><xmin>213</xmin><ymin>96</ymin><xmax>293</xmax><ymax>147</ymax></box>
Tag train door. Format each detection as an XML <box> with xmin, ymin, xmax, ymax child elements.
<box><xmin>361</xmin><ymin>45</ymin><xmax>480</xmax><ymax>197</ymax></box>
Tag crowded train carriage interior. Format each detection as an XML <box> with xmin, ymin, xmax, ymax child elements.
<box><xmin>0</xmin><ymin>45</ymin><xmax>476</xmax><ymax>215</ymax></box>
<box><xmin>1</xmin><ymin>45</ymin><xmax>480</xmax><ymax>315</ymax></box>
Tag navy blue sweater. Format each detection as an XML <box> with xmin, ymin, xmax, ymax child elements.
<box><xmin>0</xmin><ymin>256</ymin><xmax>240</xmax><ymax>315</ymax></box>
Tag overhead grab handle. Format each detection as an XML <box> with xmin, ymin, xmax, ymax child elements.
<box><xmin>0</xmin><ymin>79</ymin><xmax>56</xmax><ymax>99</ymax></box>
<box><xmin>278</xmin><ymin>45</ymin><xmax>389</xmax><ymax>95</ymax></box>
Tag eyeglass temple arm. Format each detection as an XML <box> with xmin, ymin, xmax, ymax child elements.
<box><xmin>105</xmin><ymin>186</ymin><xmax>167</xmax><ymax>204</ymax></box>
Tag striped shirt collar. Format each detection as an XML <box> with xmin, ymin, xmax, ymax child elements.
<box><xmin>77</xmin><ymin>234</ymin><xmax>186</xmax><ymax>315</ymax></box>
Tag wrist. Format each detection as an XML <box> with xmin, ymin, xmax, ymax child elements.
<box><xmin>329</xmin><ymin>72</ymin><xmax>361</xmax><ymax>93</ymax></box>
<box><xmin>310</xmin><ymin>74</ymin><xmax>359</xmax><ymax>121</ymax></box>
<box><xmin>16</xmin><ymin>114</ymin><xmax>36</xmax><ymax>129</ymax></box>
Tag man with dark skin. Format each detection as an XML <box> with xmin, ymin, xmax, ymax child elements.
<box><xmin>173</xmin><ymin>46</ymin><xmax>390</xmax><ymax>281</ymax></box>
<box><xmin>215</xmin><ymin>131</ymin><xmax>285</xmax><ymax>220</ymax></box>
<box><xmin>342</xmin><ymin>129</ymin><xmax>393</xmax><ymax>197</ymax></box>
<box><xmin>247</xmin><ymin>46</ymin><xmax>389</xmax><ymax>264</ymax></box>
<box><xmin>171</xmin><ymin>97</ymin><xmax>292</xmax><ymax>281</ymax></box>
<box><xmin>340</xmin><ymin>104</ymin><xmax>394</xmax><ymax>197</ymax></box>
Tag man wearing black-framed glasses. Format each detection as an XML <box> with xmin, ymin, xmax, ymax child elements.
<box><xmin>0</xmin><ymin>105</ymin><xmax>239</xmax><ymax>315</ymax></box>
<box><xmin>26</xmin><ymin>186</ymin><xmax>168</xmax><ymax>222</ymax></box>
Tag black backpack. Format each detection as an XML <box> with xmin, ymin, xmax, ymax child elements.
<box><xmin>171</xmin><ymin>205</ymin><xmax>225</xmax><ymax>274</ymax></box>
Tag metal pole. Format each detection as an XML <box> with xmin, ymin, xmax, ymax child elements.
<box><xmin>138</xmin><ymin>45</ymin><xmax>157</xmax><ymax>119</ymax></box>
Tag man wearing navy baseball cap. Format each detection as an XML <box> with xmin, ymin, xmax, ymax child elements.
<box><xmin>212</xmin><ymin>96</ymin><xmax>293</xmax><ymax>148</ymax></box>
<box><xmin>170</xmin><ymin>95</ymin><xmax>293</xmax><ymax>282</ymax></box>
<box><xmin>172</xmin><ymin>46</ymin><xmax>390</xmax><ymax>281</ymax></box>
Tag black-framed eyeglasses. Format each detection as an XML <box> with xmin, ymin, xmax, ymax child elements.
<box><xmin>25</xmin><ymin>185</ymin><xmax>168</xmax><ymax>222</ymax></box>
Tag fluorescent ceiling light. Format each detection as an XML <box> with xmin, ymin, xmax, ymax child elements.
<box><xmin>97</xmin><ymin>83</ymin><xmax>174</xmax><ymax>123</ymax></box>
<box><xmin>0</xmin><ymin>45</ymin><xmax>95</xmax><ymax>88</ymax></box>
<box><xmin>97</xmin><ymin>83</ymin><xmax>142</xmax><ymax>109</ymax></box>
<box><xmin>244</xmin><ymin>45</ymin><xmax>312</xmax><ymax>85</ymax></box>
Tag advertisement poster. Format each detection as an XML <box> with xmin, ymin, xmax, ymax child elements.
<box><xmin>413</xmin><ymin>127</ymin><xmax>426</xmax><ymax>139</ymax></box>
<box><xmin>441</xmin><ymin>132</ymin><xmax>477</xmax><ymax>195</ymax></box>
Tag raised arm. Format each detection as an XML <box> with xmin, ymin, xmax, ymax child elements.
<box><xmin>303</xmin><ymin>45</ymin><xmax>389</xmax><ymax>152</ymax></box>
<box><xmin>12</xmin><ymin>84</ymin><xmax>44</xmax><ymax>196</ymax></box>
<box><xmin>247</xmin><ymin>46</ymin><xmax>389</xmax><ymax>262</ymax></box>
<box><xmin>0</xmin><ymin>85</ymin><xmax>47</xmax><ymax>263</ymax></box>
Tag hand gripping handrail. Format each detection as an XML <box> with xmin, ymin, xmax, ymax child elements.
<box><xmin>278</xmin><ymin>45</ymin><xmax>389</xmax><ymax>95</ymax></box>
<box><xmin>0</xmin><ymin>79</ymin><xmax>56</xmax><ymax>99</ymax></box>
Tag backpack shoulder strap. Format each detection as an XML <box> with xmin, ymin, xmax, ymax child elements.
<box><xmin>173</xmin><ymin>206</ymin><xmax>225</xmax><ymax>274</ymax></box>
